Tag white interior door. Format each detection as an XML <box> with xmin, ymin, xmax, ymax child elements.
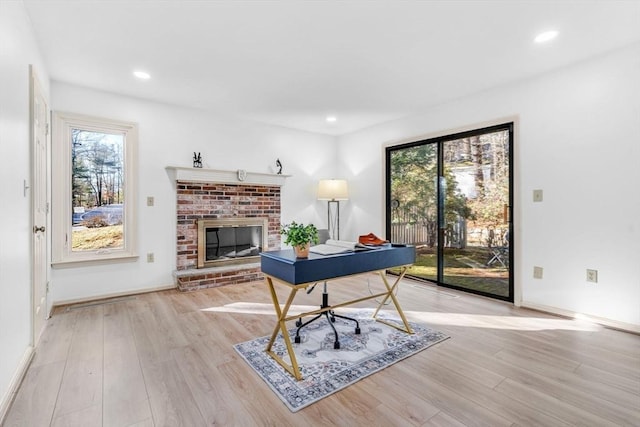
<box><xmin>31</xmin><ymin>67</ymin><xmax>49</xmax><ymax>344</ymax></box>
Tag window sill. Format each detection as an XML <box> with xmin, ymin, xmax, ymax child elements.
<box><xmin>52</xmin><ymin>253</ymin><xmax>139</xmax><ymax>269</ymax></box>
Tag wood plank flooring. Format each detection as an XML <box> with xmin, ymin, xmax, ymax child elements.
<box><xmin>3</xmin><ymin>275</ymin><xmax>639</xmax><ymax>426</ymax></box>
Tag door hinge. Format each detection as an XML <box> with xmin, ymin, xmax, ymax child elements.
<box><xmin>46</xmin><ymin>122</ymin><xmax>50</xmax><ymax>136</ymax></box>
<box><xmin>46</xmin><ymin>282</ymin><xmax>50</xmax><ymax>293</ymax></box>
<box><xmin>46</xmin><ymin>202</ymin><xmax>50</xmax><ymax>214</ymax></box>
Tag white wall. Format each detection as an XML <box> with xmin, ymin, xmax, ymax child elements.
<box><xmin>337</xmin><ymin>44</ymin><xmax>640</xmax><ymax>328</ymax></box>
<box><xmin>0</xmin><ymin>0</ymin><xmax>50</xmax><ymax>417</ymax></box>
<box><xmin>50</xmin><ymin>82</ymin><xmax>337</xmax><ymax>303</ymax></box>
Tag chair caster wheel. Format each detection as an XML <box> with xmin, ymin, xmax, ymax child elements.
<box><xmin>330</xmin><ymin>316</ymin><xmax>336</xmax><ymax>323</ymax></box>
<box><xmin>294</xmin><ymin>336</ymin><xmax>301</xmax><ymax>344</ymax></box>
<box><xmin>355</xmin><ymin>327</ymin><xmax>361</xmax><ymax>335</ymax></box>
<box><xmin>295</xmin><ymin>319</ymin><xmax>302</xmax><ymax>327</ymax></box>
<box><xmin>334</xmin><ymin>342</ymin><xmax>340</xmax><ymax>349</ymax></box>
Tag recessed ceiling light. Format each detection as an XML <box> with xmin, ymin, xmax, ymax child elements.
<box><xmin>326</xmin><ymin>116</ymin><xmax>337</xmax><ymax>123</ymax></box>
<box><xmin>534</xmin><ymin>30</ymin><xmax>558</xmax><ymax>44</ymax></box>
<box><xmin>133</xmin><ymin>70</ymin><xmax>151</xmax><ymax>80</ymax></box>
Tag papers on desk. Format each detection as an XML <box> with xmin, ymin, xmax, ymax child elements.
<box><xmin>310</xmin><ymin>239</ymin><xmax>378</xmax><ymax>255</ymax></box>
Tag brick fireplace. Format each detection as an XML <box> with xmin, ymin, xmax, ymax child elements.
<box><xmin>167</xmin><ymin>167</ymin><xmax>288</xmax><ymax>291</ymax></box>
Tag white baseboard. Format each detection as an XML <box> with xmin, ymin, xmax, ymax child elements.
<box><xmin>53</xmin><ymin>283</ymin><xmax>176</xmax><ymax>308</ymax></box>
<box><xmin>521</xmin><ymin>301</ymin><xmax>640</xmax><ymax>334</ymax></box>
<box><xmin>0</xmin><ymin>346</ymin><xmax>34</xmax><ymax>425</ymax></box>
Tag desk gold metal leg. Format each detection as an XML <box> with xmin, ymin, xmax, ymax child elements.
<box><xmin>264</xmin><ymin>276</ymin><xmax>303</xmax><ymax>380</ymax></box>
<box><xmin>372</xmin><ymin>267</ymin><xmax>413</xmax><ymax>334</ymax></box>
<box><xmin>265</xmin><ymin>277</ymin><xmax>284</xmax><ymax>350</ymax></box>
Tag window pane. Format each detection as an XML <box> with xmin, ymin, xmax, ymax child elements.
<box><xmin>389</xmin><ymin>144</ymin><xmax>439</xmax><ymax>282</ymax></box>
<box><xmin>71</xmin><ymin>128</ymin><xmax>125</xmax><ymax>252</ymax></box>
<box><xmin>442</xmin><ymin>130</ymin><xmax>510</xmax><ymax>297</ymax></box>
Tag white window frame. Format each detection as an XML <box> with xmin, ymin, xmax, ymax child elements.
<box><xmin>52</xmin><ymin>111</ymin><xmax>138</xmax><ymax>267</ymax></box>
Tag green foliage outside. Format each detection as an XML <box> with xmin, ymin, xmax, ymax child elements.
<box><xmin>390</xmin><ymin>144</ymin><xmax>473</xmax><ymax>248</ymax></box>
<box><xmin>72</xmin><ymin>129</ymin><xmax>124</xmax><ymax>209</ymax></box>
<box><xmin>392</xmin><ymin>247</ymin><xmax>509</xmax><ymax>297</ymax></box>
<box><xmin>71</xmin><ymin>128</ymin><xmax>125</xmax><ymax>251</ymax></box>
<box><xmin>389</xmin><ymin>130</ymin><xmax>510</xmax><ymax>296</ymax></box>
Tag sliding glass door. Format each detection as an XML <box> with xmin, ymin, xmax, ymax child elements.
<box><xmin>386</xmin><ymin>123</ymin><xmax>513</xmax><ymax>301</ymax></box>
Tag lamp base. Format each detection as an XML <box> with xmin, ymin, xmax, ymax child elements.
<box><xmin>327</xmin><ymin>200</ymin><xmax>340</xmax><ymax>240</ymax></box>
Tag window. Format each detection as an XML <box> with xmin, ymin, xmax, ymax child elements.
<box><xmin>52</xmin><ymin>112</ymin><xmax>137</xmax><ymax>266</ymax></box>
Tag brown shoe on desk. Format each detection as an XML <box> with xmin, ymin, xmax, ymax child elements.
<box><xmin>358</xmin><ymin>233</ymin><xmax>388</xmax><ymax>246</ymax></box>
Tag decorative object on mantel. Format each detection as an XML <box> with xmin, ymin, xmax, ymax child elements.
<box><xmin>280</xmin><ymin>222</ymin><xmax>319</xmax><ymax>258</ymax></box>
<box><xmin>276</xmin><ymin>158</ymin><xmax>283</xmax><ymax>174</ymax></box>
<box><xmin>237</xmin><ymin>169</ymin><xmax>247</xmax><ymax>181</ymax></box>
<box><xmin>192</xmin><ymin>152</ymin><xmax>202</xmax><ymax>168</ymax></box>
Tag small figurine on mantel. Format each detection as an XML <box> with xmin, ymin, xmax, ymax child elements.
<box><xmin>193</xmin><ymin>152</ymin><xmax>202</xmax><ymax>168</ymax></box>
<box><xmin>276</xmin><ymin>158</ymin><xmax>283</xmax><ymax>174</ymax></box>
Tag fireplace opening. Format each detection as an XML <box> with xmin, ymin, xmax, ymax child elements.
<box><xmin>197</xmin><ymin>218</ymin><xmax>268</xmax><ymax>268</ymax></box>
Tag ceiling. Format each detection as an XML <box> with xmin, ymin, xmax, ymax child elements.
<box><xmin>22</xmin><ymin>0</ymin><xmax>640</xmax><ymax>136</ymax></box>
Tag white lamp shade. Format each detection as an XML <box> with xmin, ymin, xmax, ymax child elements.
<box><xmin>317</xmin><ymin>179</ymin><xmax>348</xmax><ymax>201</ymax></box>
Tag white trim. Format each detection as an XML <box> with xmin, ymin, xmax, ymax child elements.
<box><xmin>52</xmin><ymin>283</ymin><xmax>176</xmax><ymax>308</ymax></box>
<box><xmin>522</xmin><ymin>301</ymin><xmax>640</xmax><ymax>334</ymax></box>
<box><xmin>0</xmin><ymin>347</ymin><xmax>34</xmax><ymax>425</ymax></box>
<box><xmin>166</xmin><ymin>166</ymin><xmax>290</xmax><ymax>187</ymax></box>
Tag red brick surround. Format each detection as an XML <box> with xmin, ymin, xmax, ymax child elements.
<box><xmin>174</xmin><ymin>180</ymin><xmax>281</xmax><ymax>291</ymax></box>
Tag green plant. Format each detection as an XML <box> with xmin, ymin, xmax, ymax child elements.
<box><xmin>280</xmin><ymin>222</ymin><xmax>319</xmax><ymax>248</ymax></box>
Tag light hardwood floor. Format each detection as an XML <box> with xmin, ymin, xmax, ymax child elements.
<box><xmin>3</xmin><ymin>275</ymin><xmax>639</xmax><ymax>426</ymax></box>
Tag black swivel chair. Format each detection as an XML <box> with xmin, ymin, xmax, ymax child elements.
<box><xmin>293</xmin><ymin>229</ymin><xmax>361</xmax><ymax>349</ymax></box>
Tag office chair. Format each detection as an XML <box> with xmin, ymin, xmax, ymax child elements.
<box><xmin>293</xmin><ymin>229</ymin><xmax>361</xmax><ymax>349</ymax></box>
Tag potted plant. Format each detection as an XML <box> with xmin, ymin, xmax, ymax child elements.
<box><xmin>280</xmin><ymin>221</ymin><xmax>319</xmax><ymax>258</ymax></box>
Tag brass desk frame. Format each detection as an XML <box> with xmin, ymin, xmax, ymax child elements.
<box><xmin>264</xmin><ymin>266</ymin><xmax>413</xmax><ymax>381</ymax></box>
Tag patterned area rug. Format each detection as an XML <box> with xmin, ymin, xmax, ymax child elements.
<box><xmin>234</xmin><ymin>311</ymin><xmax>449</xmax><ymax>412</ymax></box>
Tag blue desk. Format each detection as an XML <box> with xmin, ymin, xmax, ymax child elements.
<box><xmin>260</xmin><ymin>245</ymin><xmax>416</xmax><ymax>380</ymax></box>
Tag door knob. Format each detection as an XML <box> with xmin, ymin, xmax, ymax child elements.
<box><xmin>33</xmin><ymin>225</ymin><xmax>45</xmax><ymax>233</ymax></box>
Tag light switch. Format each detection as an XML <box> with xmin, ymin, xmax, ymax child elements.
<box><xmin>533</xmin><ymin>189</ymin><xmax>543</xmax><ymax>203</ymax></box>
<box><xmin>147</xmin><ymin>196</ymin><xmax>154</xmax><ymax>207</ymax></box>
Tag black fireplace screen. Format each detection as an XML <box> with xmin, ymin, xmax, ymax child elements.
<box><xmin>205</xmin><ymin>225</ymin><xmax>262</xmax><ymax>261</ymax></box>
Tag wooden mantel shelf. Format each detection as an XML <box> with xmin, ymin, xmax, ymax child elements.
<box><xmin>166</xmin><ymin>166</ymin><xmax>290</xmax><ymax>187</ymax></box>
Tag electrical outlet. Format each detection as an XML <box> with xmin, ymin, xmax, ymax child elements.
<box><xmin>533</xmin><ymin>266</ymin><xmax>543</xmax><ymax>279</ymax></box>
<box><xmin>147</xmin><ymin>196</ymin><xmax>154</xmax><ymax>207</ymax></box>
<box><xmin>586</xmin><ymin>269</ymin><xmax>598</xmax><ymax>283</ymax></box>
<box><xmin>533</xmin><ymin>189</ymin><xmax>543</xmax><ymax>202</ymax></box>
<box><xmin>147</xmin><ymin>252</ymin><xmax>154</xmax><ymax>263</ymax></box>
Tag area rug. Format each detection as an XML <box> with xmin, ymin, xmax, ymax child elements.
<box><xmin>233</xmin><ymin>310</ymin><xmax>449</xmax><ymax>412</ymax></box>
